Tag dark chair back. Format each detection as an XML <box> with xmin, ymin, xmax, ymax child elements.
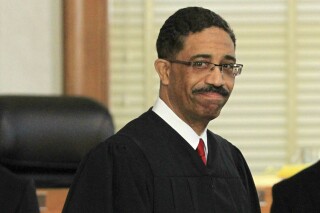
<box><xmin>0</xmin><ymin>95</ymin><xmax>114</xmax><ymax>188</ymax></box>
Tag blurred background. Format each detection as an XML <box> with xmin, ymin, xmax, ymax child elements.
<box><xmin>1</xmin><ymin>0</ymin><xmax>320</xmax><ymax>176</ymax></box>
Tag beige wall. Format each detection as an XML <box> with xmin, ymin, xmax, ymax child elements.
<box><xmin>0</xmin><ymin>0</ymin><xmax>62</xmax><ymax>95</ymax></box>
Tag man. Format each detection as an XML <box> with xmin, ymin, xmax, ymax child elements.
<box><xmin>0</xmin><ymin>164</ymin><xmax>39</xmax><ymax>213</ymax></box>
<box><xmin>63</xmin><ymin>7</ymin><xmax>260</xmax><ymax>213</ymax></box>
<box><xmin>271</xmin><ymin>160</ymin><xmax>320</xmax><ymax>213</ymax></box>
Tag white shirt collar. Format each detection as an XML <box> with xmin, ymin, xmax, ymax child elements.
<box><xmin>152</xmin><ymin>98</ymin><xmax>208</xmax><ymax>155</ymax></box>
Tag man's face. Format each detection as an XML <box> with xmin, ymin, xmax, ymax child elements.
<box><xmin>165</xmin><ymin>27</ymin><xmax>236</xmax><ymax>127</ymax></box>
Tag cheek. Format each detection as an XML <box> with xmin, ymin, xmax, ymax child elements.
<box><xmin>171</xmin><ymin>71</ymin><xmax>190</xmax><ymax>89</ymax></box>
<box><xmin>169</xmin><ymin>67</ymin><xmax>202</xmax><ymax>96</ymax></box>
<box><xmin>227</xmin><ymin>81</ymin><xmax>234</xmax><ymax>93</ymax></box>
<box><xmin>226</xmin><ymin>80</ymin><xmax>235</xmax><ymax>93</ymax></box>
<box><xmin>170</xmin><ymin>74</ymin><xmax>194</xmax><ymax>100</ymax></box>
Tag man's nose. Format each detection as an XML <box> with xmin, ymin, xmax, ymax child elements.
<box><xmin>204</xmin><ymin>66</ymin><xmax>225</xmax><ymax>87</ymax></box>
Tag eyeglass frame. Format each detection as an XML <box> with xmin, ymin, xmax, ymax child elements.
<box><xmin>166</xmin><ymin>59</ymin><xmax>243</xmax><ymax>77</ymax></box>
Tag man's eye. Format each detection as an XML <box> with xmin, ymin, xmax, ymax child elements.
<box><xmin>222</xmin><ymin>64</ymin><xmax>233</xmax><ymax>69</ymax></box>
<box><xmin>192</xmin><ymin>61</ymin><xmax>209</xmax><ymax>69</ymax></box>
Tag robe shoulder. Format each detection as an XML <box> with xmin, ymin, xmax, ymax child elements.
<box><xmin>0</xmin><ymin>165</ymin><xmax>39</xmax><ymax>213</ymax></box>
<box><xmin>62</xmin><ymin>135</ymin><xmax>153</xmax><ymax>213</ymax></box>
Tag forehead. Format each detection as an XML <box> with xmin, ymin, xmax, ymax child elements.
<box><xmin>179</xmin><ymin>27</ymin><xmax>235</xmax><ymax>60</ymax></box>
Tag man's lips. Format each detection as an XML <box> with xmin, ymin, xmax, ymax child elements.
<box><xmin>195</xmin><ymin>91</ymin><xmax>226</xmax><ymax>103</ymax></box>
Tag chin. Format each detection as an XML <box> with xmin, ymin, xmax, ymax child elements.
<box><xmin>202</xmin><ymin>106</ymin><xmax>221</xmax><ymax>117</ymax></box>
<box><xmin>201</xmin><ymin>111</ymin><xmax>221</xmax><ymax>121</ymax></box>
<box><xmin>208</xmin><ymin>114</ymin><xmax>219</xmax><ymax>121</ymax></box>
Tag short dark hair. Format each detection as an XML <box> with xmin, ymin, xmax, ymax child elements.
<box><xmin>156</xmin><ymin>7</ymin><xmax>236</xmax><ymax>59</ymax></box>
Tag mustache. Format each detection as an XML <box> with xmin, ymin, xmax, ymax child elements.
<box><xmin>192</xmin><ymin>85</ymin><xmax>230</xmax><ymax>97</ymax></box>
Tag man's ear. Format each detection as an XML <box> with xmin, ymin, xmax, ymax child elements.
<box><xmin>154</xmin><ymin>59</ymin><xmax>170</xmax><ymax>85</ymax></box>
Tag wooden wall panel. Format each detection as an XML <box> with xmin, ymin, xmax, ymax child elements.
<box><xmin>63</xmin><ymin>0</ymin><xmax>109</xmax><ymax>105</ymax></box>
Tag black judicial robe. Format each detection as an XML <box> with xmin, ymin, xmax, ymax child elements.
<box><xmin>271</xmin><ymin>160</ymin><xmax>320</xmax><ymax>213</ymax></box>
<box><xmin>0</xmin><ymin>165</ymin><xmax>39</xmax><ymax>213</ymax></box>
<box><xmin>63</xmin><ymin>109</ymin><xmax>261</xmax><ymax>213</ymax></box>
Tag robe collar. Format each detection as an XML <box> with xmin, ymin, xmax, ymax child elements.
<box><xmin>152</xmin><ymin>98</ymin><xmax>208</xmax><ymax>157</ymax></box>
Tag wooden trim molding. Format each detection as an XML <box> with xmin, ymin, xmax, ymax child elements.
<box><xmin>63</xmin><ymin>0</ymin><xmax>109</xmax><ymax>105</ymax></box>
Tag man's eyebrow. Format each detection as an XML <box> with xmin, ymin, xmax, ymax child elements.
<box><xmin>224</xmin><ymin>55</ymin><xmax>236</xmax><ymax>62</ymax></box>
<box><xmin>189</xmin><ymin>54</ymin><xmax>236</xmax><ymax>62</ymax></box>
<box><xmin>189</xmin><ymin>54</ymin><xmax>212</xmax><ymax>60</ymax></box>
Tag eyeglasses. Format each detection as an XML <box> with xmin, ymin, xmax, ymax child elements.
<box><xmin>167</xmin><ymin>59</ymin><xmax>243</xmax><ymax>77</ymax></box>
